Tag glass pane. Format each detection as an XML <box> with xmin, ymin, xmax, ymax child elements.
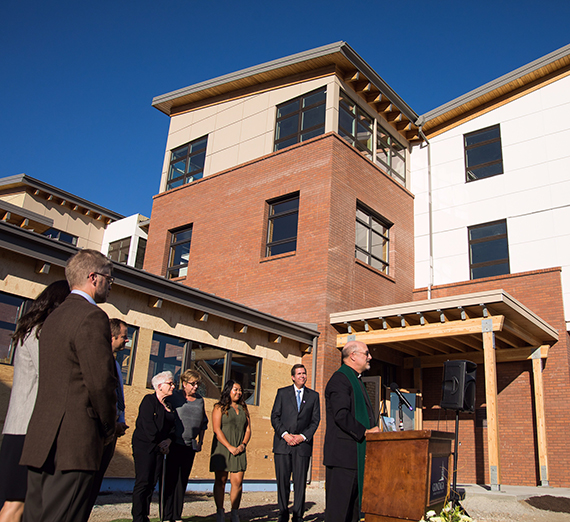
<box><xmin>147</xmin><ymin>332</ymin><xmax>187</xmax><ymax>388</ymax></box>
<box><xmin>467</xmin><ymin>162</ymin><xmax>503</xmax><ymax>181</ymax></box>
<box><xmin>466</xmin><ymin>141</ymin><xmax>503</xmax><ymax>168</ymax></box>
<box><xmin>371</xmin><ymin>256</ymin><xmax>388</xmax><ymax>273</ymax></box>
<box><xmin>371</xmin><ymin>218</ymin><xmax>388</xmax><ymax>236</ymax></box>
<box><xmin>470</xmin><ymin>222</ymin><xmax>506</xmax><ymax>241</ymax></box>
<box><xmin>230</xmin><ymin>353</ymin><xmax>259</xmax><ymax>405</ymax></box>
<box><xmin>271</xmin><ymin>197</ymin><xmax>299</xmax><ymax>216</ymax></box>
<box><xmin>188</xmin><ymin>151</ymin><xmax>206</xmax><ymax>173</ymax></box>
<box><xmin>169</xmin><ymin>160</ymin><xmax>187</xmax><ymax>180</ymax></box>
<box><xmin>465</xmin><ymin>126</ymin><xmax>500</xmax><ymax>147</ymax></box>
<box><xmin>300</xmin><ymin>127</ymin><xmax>324</xmax><ymax>142</ymax></box>
<box><xmin>171</xmin><ymin>145</ymin><xmax>188</xmax><ymax>161</ymax></box>
<box><xmin>274</xmin><ymin>136</ymin><xmax>297</xmax><ymax>151</ymax></box>
<box><xmin>391</xmin><ymin>151</ymin><xmax>405</xmax><ymax>178</ymax></box>
<box><xmin>167</xmin><ymin>178</ymin><xmax>184</xmax><ymax>190</ymax></box>
<box><xmin>339</xmin><ymin>93</ymin><xmax>355</xmax><ymax>113</ymax></box>
<box><xmin>472</xmin><ymin>262</ymin><xmax>510</xmax><ymax>280</ymax></box>
<box><xmin>302</xmin><ymin>89</ymin><xmax>326</xmax><ymax>108</ymax></box>
<box><xmin>355</xmin><ymin>249</ymin><xmax>368</xmax><ymax>263</ymax></box>
<box><xmin>190</xmin><ymin>343</ymin><xmax>228</xmax><ymax>400</ymax></box>
<box><xmin>277</xmin><ymin>99</ymin><xmax>299</xmax><ymax>119</ymax></box>
<box><xmin>339</xmin><ymin>107</ymin><xmax>355</xmax><ymax>135</ymax></box>
<box><xmin>190</xmin><ymin>137</ymin><xmax>208</xmax><ymax>153</ymax></box>
<box><xmin>371</xmin><ymin>232</ymin><xmax>388</xmax><ymax>261</ymax></box>
<box><xmin>269</xmin><ymin>213</ymin><xmax>298</xmax><ymax>242</ymax></box>
<box><xmin>174</xmin><ymin>228</ymin><xmax>192</xmax><ymax>243</ymax></box>
<box><xmin>269</xmin><ymin>240</ymin><xmax>296</xmax><ymax>256</ymax></box>
<box><xmin>355</xmin><ymin>221</ymin><xmax>368</xmax><ymax>250</ymax></box>
<box><xmin>275</xmin><ymin>115</ymin><xmax>299</xmax><ymax>140</ymax></box>
<box><xmin>470</xmin><ymin>237</ymin><xmax>509</xmax><ymax>265</ymax></box>
<box><xmin>301</xmin><ymin>104</ymin><xmax>325</xmax><ymax>131</ymax></box>
<box><xmin>116</xmin><ymin>326</ymin><xmax>138</xmax><ymax>385</ymax></box>
<box><xmin>356</xmin><ymin>209</ymin><xmax>369</xmax><ymax>223</ymax></box>
<box><xmin>376</xmin><ymin>144</ymin><xmax>389</xmax><ymax>167</ymax></box>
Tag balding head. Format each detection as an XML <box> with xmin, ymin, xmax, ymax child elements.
<box><xmin>342</xmin><ymin>341</ymin><xmax>371</xmax><ymax>374</ymax></box>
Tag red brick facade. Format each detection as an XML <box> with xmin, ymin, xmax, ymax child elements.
<box><xmin>144</xmin><ymin>133</ymin><xmax>416</xmax><ymax>480</ymax></box>
<box><xmin>414</xmin><ymin>268</ymin><xmax>570</xmax><ymax>486</ymax></box>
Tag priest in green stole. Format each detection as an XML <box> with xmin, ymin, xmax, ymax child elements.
<box><xmin>323</xmin><ymin>341</ymin><xmax>380</xmax><ymax>522</ymax></box>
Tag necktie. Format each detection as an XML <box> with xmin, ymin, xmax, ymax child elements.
<box><xmin>297</xmin><ymin>389</ymin><xmax>302</xmax><ymax>411</ymax></box>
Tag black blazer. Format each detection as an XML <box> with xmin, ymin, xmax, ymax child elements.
<box><xmin>323</xmin><ymin>370</ymin><xmax>374</xmax><ymax>470</ymax></box>
<box><xmin>271</xmin><ymin>385</ymin><xmax>320</xmax><ymax>457</ymax></box>
<box><xmin>132</xmin><ymin>393</ymin><xmax>175</xmax><ymax>454</ymax></box>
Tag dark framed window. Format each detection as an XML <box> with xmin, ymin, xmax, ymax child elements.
<box><xmin>167</xmin><ymin>136</ymin><xmax>208</xmax><ymax>190</ymax></box>
<box><xmin>108</xmin><ymin>237</ymin><xmax>131</xmax><ymax>264</ymax></box>
<box><xmin>116</xmin><ymin>325</ymin><xmax>139</xmax><ymax>386</ymax></box>
<box><xmin>376</xmin><ymin>127</ymin><xmax>406</xmax><ymax>185</ymax></box>
<box><xmin>339</xmin><ymin>91</ymin><xmax>373</xmax><ymax>159</ymax></box>
<box><xmin>147</xmin><ymin>332</ymin><xmax>189</xmax><ymax>388</ymax></box>
<box><xmin>469</xmin><ymin>220</ymin><xmax>510</xmax><ymax>279</ymax></box>
<box><xmin>355</xmin><ymin>203</ymin><xmax>391</xmax><ymax>274</ymax></box>
<box><xmin>274</xmin><ymin>87</ymin><xmax>326</xmax><ymax>151</ymax></box>
<box><xmin>42</xmin><ymin>228</ymin><xmax>78</xmax><ymax>246</ymax></box>
<box><xmin>135</xmin><ymin>238</ymin><xmax>147</xmax><ymax>269</ymax></box>
<box><xmin>0</xmin><ymin>291</ymin><xmax>27</xmax><ymax>365</ymax></box>
<box><xmin>167</xmin><ymin>226</ymin><xmax>192</xmax><ymax>279</ymax></box>
<box><xmin>266</xmin><ymin>193</ymin><xmax>299</xmax><ymax>257</ymax></box>
<box><xmin>464</xmin><ymin>124</ymin><xmax>503</xmax><ymax>181</ymax></box>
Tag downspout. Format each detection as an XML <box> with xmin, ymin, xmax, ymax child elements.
<box><xmin>418</xmin><ymin>125</ymin><xmax>433</xmax><ymax>299</ymax></box>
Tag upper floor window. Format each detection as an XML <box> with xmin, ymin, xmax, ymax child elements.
<box><xmin>266</xmin><ymin>193</ymin><xmax>299</xmax><ymax>257</ymax></box>
<box><xmin>42</xmin><ymin>228</ymin><xmax>78</xmax><ymax>246</ymax></box>
<box><xmin>355</xmin><ymin>203</ymin><xmax>391</xmax><ymax>274</ymax></box>
<box><xmin>376</xmin><ymin>128</ymin><xmax>406</xmax><ymax>185</ymax></box>
<box><xmin>0</xmin><ymin>291</ymin><xmax>27</xmax><ymax>365</ymax></box>
<box><xmin>339</xmin><ymin>91</ymin><xmax>373</xmax><ymax>159</ymax></box>
<box><xmin>108</xmin><ymin>237</ymin><xmax>131</xmax><ymax>264</ymax></box>
<box><xmin>167</xmin><ymin>136</ymin><xmax>208</xmax><ymax>191</ymax></box>
<box><xmin>274</xmin><ymin>88</ymin><xmax>326</xmax><ymax>151</ymax></box>
<box><xmin>167</xmin><ymin>225</ymin><xmax>192</xmax><ymax>279</ymax></box>
<box><xmin>468</xmin><ymin>220</ymin><xmax>510</xmax><ymax>279</ymax></box>
<box><xmin>464</xmin><ymin>124</ymin><xmax>503</xmax><ymax>181</ymax></box>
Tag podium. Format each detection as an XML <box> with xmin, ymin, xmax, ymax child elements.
<box><xmin>362</xmin><ymin>430</ymin><xmax>454</xmax><ymax>522</ymax></box>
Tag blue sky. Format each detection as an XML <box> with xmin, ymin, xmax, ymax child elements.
<box><xmin>1</xmin><ymin>0</ymin><xmax>569</xmax><ymax>218</ymax></box>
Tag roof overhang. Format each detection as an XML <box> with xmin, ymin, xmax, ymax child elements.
<box><xmin>331</xmin><ymin>290</ymin><xmax>558</xmax><ymax>369</ymax></box>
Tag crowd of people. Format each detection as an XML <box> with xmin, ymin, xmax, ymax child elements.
<box><xmin>0</xmin><ymin>247</ymin><xmax>380</xmax><ymax>522</ymax></box>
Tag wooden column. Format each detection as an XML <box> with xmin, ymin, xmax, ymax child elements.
<box><xmin>532</xmin><ymin>350</ymin><xmax>549</xmax><ymax>486</ymax></box>
<box><xmin>482</xmin><ymin>320</ymin><xmax>501</xmax><ymax>491</ymax></box>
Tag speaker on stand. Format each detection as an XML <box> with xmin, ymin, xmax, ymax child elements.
<box><xmin>440</xmin><ymin>360</ymin><xmax>477</xmax><ymax>508</ymax></box>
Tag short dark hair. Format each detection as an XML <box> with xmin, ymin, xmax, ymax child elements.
<box><xmin>291</xmin><ymin>364</ymin><xmax>306</xmax><ymax>376</ymax></box>
<box><xmin>109</xmin><ymin>318</ymin><xmax>127</xmax><ymax>337</ymax></box>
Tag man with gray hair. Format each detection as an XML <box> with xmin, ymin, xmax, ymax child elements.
<box><xmin>323</xmin><ymin>341</ymin><xmax>380</xmax><ymax>522</ymax></box>
<box><xmin>21</xmin><ymin>249</ymin><xmax>117</xmax><ymax>522</ymax></box>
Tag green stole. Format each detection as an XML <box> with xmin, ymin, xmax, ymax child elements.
<box><xmin>337</xmin><ymin>364</ymin><xmax>372</xmax><ymax>510</ymax></box>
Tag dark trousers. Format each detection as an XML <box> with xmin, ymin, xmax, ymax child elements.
<box><xmin>325</xmin><ymin>466</ymin><xmax>360</xmax><ymax>522</ymax></box>
<box><xmin>86</xmin><ymin>437</ymin><xmax>117</xmax><ymax>512</ymax></box>
<box><xmin>23</xmin><ymin>467</ymin><xmax>95</xmax><ymax>522</ymax></box>
<box><xmin>163</xmin><ymin>443</ymin><xmax>196</xmax><ymax>521</ymax></box>
<box><xmin>275</xmin><ymin>452</ymin><xmax>310</xmax><ymax>522</ymax></box>
<box><xmin>132</xmin><ymin>448</ymin><xmax>165</xmax><ymax>522</ymax></box>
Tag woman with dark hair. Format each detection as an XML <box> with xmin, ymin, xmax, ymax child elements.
<box><xmin>0</xmin><ymin>280</ymin><xmax>70</xmax><ymax>522</ymax></box>
<box><xmin>210</xmin><ymin>380</ymin><xmax>251</xmax><ymax>522</ymax></box>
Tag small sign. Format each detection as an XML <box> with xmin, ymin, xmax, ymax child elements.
<box><xmin>429</xmin><ymin>456</ymin><xmax>449</xmax><ymax>505</ymax></box>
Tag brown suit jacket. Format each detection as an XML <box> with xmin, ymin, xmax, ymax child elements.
<box><xmin>20</xmin><ymin>293</ymin><xmax>117</xmax><ymax>471</ymax></box>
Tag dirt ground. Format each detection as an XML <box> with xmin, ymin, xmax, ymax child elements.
<box><xmin>88</xmin><ymin>487</ymin><xmax>570</xmax><ymax>522</ymax></box>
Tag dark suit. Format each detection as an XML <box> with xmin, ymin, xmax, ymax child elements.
<box><xmin>271</xmin><ymin>385</ymin><xmax>320</xmax><ymax>522</ymax></box>
<box><xmin>20</xmin><ymin>293</ymin><xmax>117</xmax><ymax>522</ymax></box>
<box><xmin>323</xmin><ymin>369</ymin><xmax>375</xmax><ymax>522</ymax></box>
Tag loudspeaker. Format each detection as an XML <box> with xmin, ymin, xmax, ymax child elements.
<box><xmin>440</xmin><ymin>360</ymin><xmax>477</xmax><ymax>412</ymax></box>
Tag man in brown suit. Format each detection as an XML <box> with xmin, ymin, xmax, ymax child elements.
<box><xmin>21</xmin><ymin>249</ymin><xmax>117</xmax><ymax>522</ymax></box>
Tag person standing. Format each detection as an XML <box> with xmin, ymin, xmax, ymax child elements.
<box><xmin>20</xmin><ymin>249</ymin><xmax>117</xmax><ymax>522</ymax></box>
<box><xmin>210</xmin><ymin>380</ymin><xmax>251</xmax><ymax>522</ymax></box>
<box><xmin>0</xmin><ymin>280</ymin><xmax>70</xmax><ymax>522</ymax></box>
<box><xmin>163</xmin><ymin>369</ymin><xmax>208</xmax><ymax>522</ymax></box>
<box><xmin>271</xmin><ymin>364</ymin><xmax>320</xmax><ymax>522</ymax></box>
<box><xmin>323</xmin><ymin>341</ymin><xmax>380</xmax><ymax>522</ymax></box>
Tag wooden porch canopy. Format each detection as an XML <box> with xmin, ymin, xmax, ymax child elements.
<box><xmin>330</xmin><ymin>289</ymin><xmax>559</xmax><ymax>490</ymax></box>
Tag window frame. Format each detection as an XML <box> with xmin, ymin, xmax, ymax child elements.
<box><xmin>464</xmin><ymin>124</ymin><xmax>503</xmax><ymax>182</ymax></box>
<box><xmin>468</xmin><ymin>219</ymin><xmax>510</xmax><ymax>280</ymax></box>
<box><xmin>42</xmin><ymin>228</ymin><xmax>78</xmax><ymax>246</ymax></box>
<box><xmin>116</xmin><ymin>324</ymin><xmax>139</xmax><ymax>386</ymax></box>
<box><xmin>147</xmin><ymin>331</ymin><xmax>190</xmax><ymax>388</ymax></box>
<box><xmin>265</xmin><ymin>193</ymin><xmax>300</xmax><ymax>257</ymax></box>
<box><xmin>167</xmin><ymin>136</ymin><xmax>208</xmax><ymax>191</ymax></box>
<box><xmin>355</xmin><ymin>202</ymin><xmax>391</xmax><ymax>274</ymax></box>
<box><xmin>338</xmin><ymin>91</ymin><xmax>374</xmax><ymax>159</ymax></box>
<box><xmin>0</xmin><ymin>291</ymin><xmax>28</xmax><ymax>365</ymax></box>
<box><xmin>167</xmin><ymin>225</ymin><xmax>192</xmax><ymax>279</ymax></box>
<box><xmin>108</xmin><ymin>237</ymin><xmax>131</xmax><ymax>264</ymax></box>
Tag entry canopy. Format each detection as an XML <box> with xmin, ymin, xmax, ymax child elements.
<box><xmin>331</xmin><ymin>289</ymin><xmax>559</xmax><ymax>369</ymax></box>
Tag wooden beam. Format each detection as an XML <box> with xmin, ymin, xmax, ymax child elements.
<box><xmin>502</xmin><ymin>317</ymin><xmax>543</xmax><ymax>347</ymax></box>
<box><xmin>336</xmin><ymin>315</ymin><xmax>505</xmax><ymax>347</ymax></box>
<box><xmin>234</xmin><ymin>323</ymin><xmax>248</xmax><ymax>334</ymax></box>
<box><xmin>532</xmin><ymin>351</ymin><xmax>549</xmax><ymax>486</ymax></box>
<box><xmin>148</xmin><ymin>296</ymin><xmax>163</xmax><ymax>308</ymax></box>
<box><xmin>194</xmin><ymin>311</ymin><xmax>208</xmax><ymax>322</ymax></box>
<box><xmin>483</xmin><ymin>329</ymin><xmax>501</xmax><ymax>491</ymax></box>
<box><xmin>345</xmin><ymin>71</ymin><xmax>360</xmax><ymax>82</ymax></box>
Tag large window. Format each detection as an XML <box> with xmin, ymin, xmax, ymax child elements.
<box><xmin>266</xmin><ymin>193</ymin><xmax>299</xmax><ymax>257</ymax></box>
<box><xmin>167</xmin><ymin>136</ymin><xmax>208</xmax><ymax>190</ymax></box>
<box><xmin>464</xmin><ymin>124</ymin><xmax>503</xmax><ymax>181</ymax></box>
<box><xmin>355</xmin><ymin>203</ymin><xmax>391</xmax><ymax>274</ymax></box>
<box><xmin>468</xmin><ymin>220</ymin><xmax>510</xmax><ymax>279</ymax></box>
<box><xmin>42</xmin><ymin>228</ymin><xmax>78</xmax><ymax>246</ymax></box>
<box><xmin>376</xmin><ymin>128</ymin><xmax>406</xmax><ymax>185</ymax></box>
<box><xmin>116</xmin><ymin>325</ymin><xmax>139</xmax><ymax>386</ymax></box>
<box><xmin>167</xmin><ymin>225</ymin><xmax>192</xmax><ymax>279</ymax></box>
<box><xmin>147</xmin><ymin>332</ymin><xmax>189</xmax><ymax>388</ymax></box>
<box><xmin>274</xmin><ymin>87</ymin><xmax>326</xmax><ymax>151</ymax></box>
<box><xmin>108</xmin><ymin>237</ymin><xmax>131</xmax><ymax>264</ymax></box>
<box><xmin>0</xmin><ymin>292</ymin><xmax>27</xmax><ymax>364</ymax></box>
<box><xmin>339</xmin><ymin>91</ymin><xmax>373</xmax><ymax>159</ymax></box>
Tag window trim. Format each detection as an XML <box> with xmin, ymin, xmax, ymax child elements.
<box><xmin>464</xmin><ymin>124</ymin><xmax>503</xmax><ymax>182</ymax></box>
<box><xmin>265</xmin><ymin>192</ymin><xmax>300</xmax><ymax>257</ymax></box>
<box><xmin>468</xmin><ymin>219</ymin><xmax>510</xmax><ymax>280</ymax></box>
<box><xmin>338</xmin><ymin>91</ymin><xmax>373</xmax><ymax>158</ymax></box>
<box><xmin>355</xmin><ymin>202</ymin><xmax>391</xmax><ymax>274</ymax></box>
<box><xmin>166</xmin><ymin>225</ymin><xmax>192</xmax><ymax>279</ymax></box>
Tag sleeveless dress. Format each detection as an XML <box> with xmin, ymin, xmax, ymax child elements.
<box><xmin>209</xmin><ymin>404</ymin><xmax>248</xmax><ymax>472</ymax></box>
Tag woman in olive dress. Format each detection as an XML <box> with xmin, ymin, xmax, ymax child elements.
<box><xmin>210</xmin><ymin>380</ymin><xmax>251</xmax><ymax>522</ymax></box>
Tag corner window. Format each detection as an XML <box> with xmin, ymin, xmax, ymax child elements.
<box><xmin>108</xmin><ymin>237</ymin><xmax>131</xmax><ymax>264</ymax></box>
<box><xmin>274</xmin><ymin>88</ymin><xmax>326</xmax><ymax>151</ymax></box>
<box><xmin>0</xmin><ymin>291</ymin><xmax>27</xmax><ymax>365</ymax></box>
<box><xmin>167</xmin><ymin>226</ymin><xmax>192</xmax><ymax>279</ymax></box>
<box><xmin>376</xmin><ymin>128</ymin><xmax>406</xmax><ymax>185</ymax></box>
<box><xmin>167</xmin><ymin>136</ymin><xmax>208</xmax><ymax>190</ymax></box>
<box><xmin>355</xmin><ymin>203</ymin><xmax>391</xmax><ymax>274</ymax></box>
<box><xmin>147</xmin><ymin>332</ymin><xmax>189</xmax><ymax>388</ymax></box>
<box><xmin>42</xmin><ymin>228</ymin><xmax>78</xmax><ymax>246</ymax></box>
<box><xmin>339</xmin><ymin>91</ymin><xmax>373</xmax><ymax>159</ymax></box>
<box><xmin>116</xmin><ymin>325</ymin><xmax>138</xmax><ymax>385</ymax></box>
<box><xmin>266</xmin><ymin>193</ymin><xmax>299</xmax><ymax>257</ymax></box>
<box><xmin>464</xmin><ymin>124</ymin><xmax>503</xmax><ymax>181</ymax></box>
<box><xmin>468</xmin><ymin>220</ymin><xmax>510</xmax><ymax>279</ymax></box>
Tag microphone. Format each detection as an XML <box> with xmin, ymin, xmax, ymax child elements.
<box><xmin>390</xmin><ymin>382</ymin><xmax>414</xmax><ymax>411</ymax></box>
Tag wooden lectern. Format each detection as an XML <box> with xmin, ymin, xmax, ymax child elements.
<box><xmin>362</xmin><ymin>430</ymin><xmax>454</xmax><ymax>522</ymax></box>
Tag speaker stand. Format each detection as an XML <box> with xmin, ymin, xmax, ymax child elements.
<box><xmin>450</xmin><ymin>410</ymin><xmax>467</xmax><ymax>510</ymax></box>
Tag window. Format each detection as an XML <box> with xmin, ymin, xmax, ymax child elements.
<box><xmin>42</xmin><ymin>228</ymin><xmax>78</xmax><ymax>246</ymax></box>
<box><xmin>147</xmin><ymin>332</ymin><xmax>189</xmax><ymax>388</ymax></box>
<box><xmin>0</xmin><ymin>291</ymin><xmax>27</xmax><ymax>364</ymax></box>
<box><xmin>274</xmin><ymin>87</ymin><xmax>326</xmax><ymax>151</ymax></box>
<box><xmin>339</xmin><ymin>91</ymin><xmax>373</xmax><ymax>159</ymax></box>
<box><xmin>469</xmin><ymin>220</ymin><xmax>510</xmax><ymax>279</ymax></box>
<box><xmin>116</xmin><ymin>325</ymin><xmax>138</xmax><ymax>385</ymax></box>
<box><xmin>167</xmin><ymin>136</ymin><xmax>208</xmax><ymax>190</ymax></box>
<box><xmin>167</xmin><ymin>226</ymin><xmax>192</xmax><ymax>279</ymax></box>
<box><xmin>355</xmin><ymin>204</ymin><xmax>391</xmax><ymax>274</ymax></box>
<box><xmin>135</xmin><ymin>238</ymin><xmax>147</xmax><ymax>269</ymax></box>
<box><xmin>108</xmin><ymin>237</ymin><xmax>131</xmax><ymax>264</ymax></box>
<box><xmin>266</xmin><ymin>193</ymin><xmax>299</xmax><ymax>257</ymax></box>
<box><xmin>376</xmin><ymin>127</ymin><xmax>406</xmax><ymax>185</ymax></box>
<box><xmin>464</xmin><ymin>124</ymin><xmax>503</xmax><ymax>181</ymax></box>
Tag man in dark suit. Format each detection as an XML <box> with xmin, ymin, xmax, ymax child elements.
<box><xmin>323</xmin><ymin>341</ymin><xmax>380</xmax><ymax>522</ymax></box>
<box><xmin>21</xmin><ymin>249</ymin><xmax>117</xmax><ymax>522</ymax></box>
<box><xmin>271</xmin><ymin>364</ymin><xmax>320</xmax><ymax>522</ymax></box>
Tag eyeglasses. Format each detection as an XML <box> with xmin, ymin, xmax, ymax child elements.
<box><xmin>162</xmin><ymin>381</ymin><xmax>175</xmax><ymax>387</ymax></box>
<box><xmin>185</xmin><ymin>381</ymin><xmax>199</xmax><ymax>387</ymax></box>
<box><xmin>354</xmin><ymin>351</ymin><xmax>371</xmax><ymax>357</ymax></box>
<box><xmin>93</xmin><ymin>272</ymin><xmax>115</xmax><ymax>285</ymax></box>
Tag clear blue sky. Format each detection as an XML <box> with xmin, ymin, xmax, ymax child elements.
<box><xmin>2</xmin><ymin>0</ymin><xmax>569</xmax><ymax>218</ymax></box>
